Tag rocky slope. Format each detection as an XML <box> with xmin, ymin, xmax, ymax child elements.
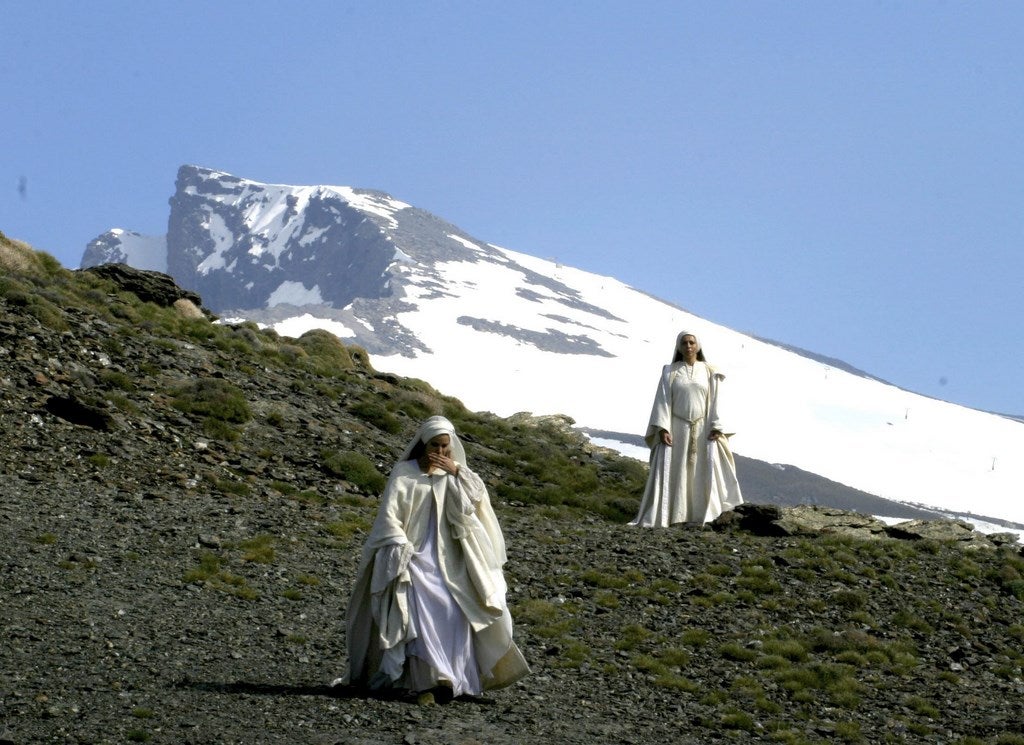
<box><xmin>2</xmin><ymin>238</ymin><xmax>1024</xmax><ymax>744</ymax></box>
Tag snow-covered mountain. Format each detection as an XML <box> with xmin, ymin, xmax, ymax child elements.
<box><xmin>82</xmin><ymin>165</ymin><xmax>1024</xmax><ymax>530</ymax></box>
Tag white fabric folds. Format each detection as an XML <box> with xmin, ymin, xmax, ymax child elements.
<box><xmin>339</xmin><ymin>418</ymin><xmax>529</xmax><ymax>695</ymax></box>
<box><xmin>630</xmin><ymin>361</ymin><xmax>743</xmax><ymax>527</ymax></box>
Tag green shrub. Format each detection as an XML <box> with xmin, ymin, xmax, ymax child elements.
<box><xmin>656</xmin><ymin>646</ymin><xmax>691</xmax><ymax>668</ymax></box>
<box><xmin>720</xmin><ymin>709</ymin><xmax>755</xmax><ymax>731</ymax></box>
<box><xmin>325</xmin><ymin>516</ymin><xmax>372</xmax><ymax>539</ymax></box>
<box><xmin>394</xmin><ymin>393</ymin><xmax>436</xmax><ymax>421</ymax></box>
<box><xmin>706</xmin><ymin>563</ymin><xmax>734</xmax><ymax>576</ymax></box>
<box><xmin>581</xmin><ymin>568</ymin><xmax>631</xmax><ymax>589</ymax></box>
<box><xmin>179</xmin><ymin>317</ymin><xmax>216</xmax><ymax>341</ymax></box>
<box><xmin>833</xmin><ymin>721</ymin><xmax>862</xmax><ymax>742</ymax></box>
<box><xmin>15</xmin><ymin>292</ymin><xmax>68</xmax><ymax>330</ymax></box>
<box><xmin>755</xmin><ymin>654</ymin><xmax>790</xmax><ymax>670</ymax></box>
<box><xmin>993</xmin><ymin>554</ymin><xmax>1024</xmax><ymax>600</ymax></box>
<box><xmin>555</xmin><ymin>638</ymin><xmax>591</xmax><ymax>667</ymax></box>
<box><xmin>350</xmin><ymin>400</ymin><xmax>403</xmax><ymax>434</ymax></box>
<box><xmin>594</xmin><ymin>590</ymin><xmax>619</xmax><ymax>608</ymax></box>
<box><xmin>832</xmin><ymin>589</ymin><xmax>868</xmax><ymax>610</ymax></box>
<box><xmin>632</xmin><ymin>653</ymin><xmax>667</xmax><ymax>675</ymax></box>
<box><xmin>681</xmin><ymin>628</ymin><xmax>710</xmax><ymax>647</ymax></box>
<box><xmin>904</xmin><ymin>694</ymin><xmax>940</xmax><ymax>719</ymax></box>
<box><xmin>653</xmin><ymin>674</ymin><xmax>699</xmax><ymax>692</ymax></box>
<box><xmin>239</xmin><ymin>535</ymin><xmax>275</xmax><ymax>563</ymax></box>
<box><xmin>86</xmin><ymin>453</ymin><xmax>111</xmax><ymax>468</ymax></box>
<box><xmin>762</xmin><ymin>638</ymin><xmax>808</xmax><ymax>662</ymax></box>
<box><xmin>720</xmin><ymin>642</ymin><xmax>757</xmax><ymax>662</ymax></box>
<box><xmin>892</xmin><ymin>609</ymin><xmax>933</xmax><ymax>633</ymax></box>
<box><xmin>183</xmin><ymin>552</ymin><xmax>258</xmax><ymax>600</ymax></box>
<box><xmin>614</xmin><ymin>624</ymin><xmax>655</xmax><ymax>651</ymax></box>
<box><xmin>172</xmin><ymin>378</ymin><xmax>252</xmax><ymax>423</ymax></box>
<box><xmin>510</xmin><ymin>598</ymin><xmax>578</xmax><ymax>640</ymax></box>
<box><xmin>320</xmin><ymin>450</ymin><xmax>386</xmax><ymax>493</ymax></box>
<box><xmin>294</xmin><ymin>329</ymin><xmax>356</xmax><ymax>376</ymax></box>
<box><xmin>736</xmin><ymin>566</ymin><xmax>781</xmax><ymax>594</ymax></box>
<box><xmin>203</xmin><ymin>418</ymin><xmax>242</xmax><ymax>442</ymax></box>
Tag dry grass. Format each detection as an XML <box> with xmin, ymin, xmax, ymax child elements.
<box><xmin>0</xmin><ymin>236</ymin><xmax>36</xmax><ymax>273</ymax></box>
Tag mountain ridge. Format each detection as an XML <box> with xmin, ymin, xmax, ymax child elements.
<box><xmin>79</xmin><ymin>166</ymin><xmax>1024</xmax><ymax>528</ymax></box>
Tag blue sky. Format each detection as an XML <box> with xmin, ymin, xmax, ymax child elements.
<box><xmin>4</xmin><ymin>1</ymin><xmax>1023</xmax><ymax>416</ymax></box>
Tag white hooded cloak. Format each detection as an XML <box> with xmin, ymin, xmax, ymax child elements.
<box><xmin>338</xmin><ymin>416</ymin><xmax>530</xmax><ymax>695</ymax></box>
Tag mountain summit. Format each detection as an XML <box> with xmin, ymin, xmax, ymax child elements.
<box><xmin>81</xmin><ymin>166</ymin><xmax>1024</xmax><ymax>528</ymax></box>
<box><xmin>83</xmin><ymin>165</ymin><xmax>617</xmax><ymax>359</ymax></box>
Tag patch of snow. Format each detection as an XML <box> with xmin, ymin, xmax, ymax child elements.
<box><xmin>299</xmin><ymin>225</ymin><xmax>330</xmax><ymax>247</ymax></box>
<box><xmin>106</xmin><ymin>230</ymin><xmax>167</xmax><ymax>273</ymax></box>
<box><xmin>447</xmin><ymin>234</ymin><xmax>485</xmax><ymax>253</ymax></box>
<box><xmin>272</xmin><ymin>313</ymin><xmax>357</xmax><ymax>341</ymax></box>
<box><xmin>267</xmin><ymin>281</ymin><xmax>324</xmax><ymax>307</ymax></box>
<box><xmin>588</xmin><ymin>436</ymin><xmax>648</xmax><ymax>462</ymax></box>
<box><xmin>329</xmin><ymin>186</ymin><xmax>409</xmax><ymax>228</ymax></box>
<box><xmin>197</xmin><ymin>213</ymin><xmax>233</xmax><ymax>274</ymax></box>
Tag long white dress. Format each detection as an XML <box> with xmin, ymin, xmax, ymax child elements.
<box><xmin>340</xmin><ymin>459</ymin><xmax>530</xmax><ymax>695</ymax></box>
<box><xmin>630</xmin><ymin>360</ymin><xmax>743</xmax><ymax>527</ymax></box>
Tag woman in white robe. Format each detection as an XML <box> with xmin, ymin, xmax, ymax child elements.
<box><xmin>337</xmin><ymin>416</ymin><xmax>530</xmax><ymax>700</ymax></box>
<box><xmin>630</xmin><ymin>331</ymin><xmax>743</xmax><ymax>528</ymax></box>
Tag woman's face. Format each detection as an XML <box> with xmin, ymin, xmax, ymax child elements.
<box><xmin>425</xmin><ymin>434</ymin><xmax>452</xmax><ymax>457</ymax></box>
<box><xmin>678</xmin><ymin>335</ymin><xmax>700</xmax><ymax>360</ymax></box>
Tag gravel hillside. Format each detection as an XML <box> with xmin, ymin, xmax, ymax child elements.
<box><xmin>2</xmin><ymin>242</ymin><xmax>1023</xmax><ymax>744</ymax></box>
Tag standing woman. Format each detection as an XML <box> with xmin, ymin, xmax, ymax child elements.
<box><xmin>337</xmin><ymin>415</ymin><xmax>530</xmax><ymax>701</ymax></box>
<box><xmin>630</xmin><ymin>331</ymin><xmax>743</xmax><ymax>528</ymax></box>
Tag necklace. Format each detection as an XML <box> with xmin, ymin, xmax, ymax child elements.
<box><xmin>683</xmin><ymin>362</ymin><xmax>696</xmax><ymax>381</ymax></box>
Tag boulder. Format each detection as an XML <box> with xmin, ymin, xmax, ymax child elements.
<box><xmin>81</xmin><ymin>263</ymin><xmax>207</xmax><ymax>312</ymax></box>
<box><xmin>714</xmin><ymin>503</ymin><xmax>1005</xmax><ymax>548</ymax></box>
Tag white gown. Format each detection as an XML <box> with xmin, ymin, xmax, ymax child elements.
<box><xmin>630</xmin><ymin>361</ymin><xmax>743</xmax><ymax>527</ymax></box>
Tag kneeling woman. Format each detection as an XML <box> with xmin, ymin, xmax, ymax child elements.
<box><xmin>338</xmin><ymin>416</ymin><xmax>530</xmax><ymax>700</ymax></box>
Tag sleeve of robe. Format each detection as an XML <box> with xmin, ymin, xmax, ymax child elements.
<box><xmin>643</xmin><ymin>364</ymin><xmax>674</xmax><ymax>449</ymax></box>
<box><xmin>341</xmin><ymin>465</ymin><xmax>416</xmax><ymax>685</ymax></box>
<box><xmin>705</xmin><ymin>366</ymin><xmax>743</xmax><ymax>511</ymax></box>
<box><xmin>706</xmin><ymin>366</ymin><xmax>733</xmax><ymax>436</ymax></box>
<box><xmin>370</xmin><ymin>467</ymin><xmax>425</xmax><ymax>674</ymax></box>
<box><xmin>442</xmin><ymin>466</ymin><xmax>509</xmax><ymax>624</ymax></box>
<box><xmin>443</xmin><ymin>466</ymin><xmax>532</xmax><ymax>689</ymax></box>
<box><xmin>707</xmin><ymin>367</ymin><xmax>723</xmax><ymax>434</ymax></box>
